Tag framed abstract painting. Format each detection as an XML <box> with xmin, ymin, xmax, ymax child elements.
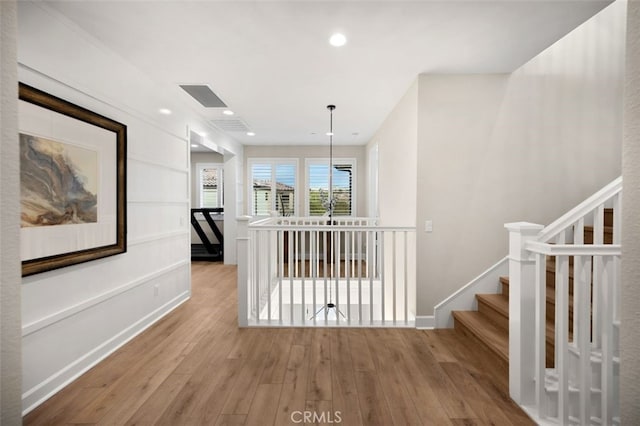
<box><xmin>18</xmin><ymin>83</ymin><xmax>127</xmax><ymax>276</ymax></box>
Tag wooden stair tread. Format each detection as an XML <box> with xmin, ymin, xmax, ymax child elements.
<box><xmin>452</xmin><ymin>310</ymin><xmax>508</xmax><ymax>364</ymax></box>
<box><xmin>476</xmin><ymin>293</ymin><xmax>508</xmax><ymax>318</ymax></box>
<box><xmin>498</xmin><ymin>275</ymin><xmax>576</xmax><ymax>309</ymax></box>
<box><xmin>476</xmin><ymin>293</ymin><xmax>509</xmax><ymax>316</ymax></box>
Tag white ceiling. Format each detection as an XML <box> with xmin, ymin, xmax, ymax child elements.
<box><xmin>44</xmin><ymin>0</ymin><xmax>611</xmax><ymax>147</ymax></box>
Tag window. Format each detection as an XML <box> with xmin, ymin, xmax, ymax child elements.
<box><xmin>248</xmin><ymin>159</ymin><xmax>297</xmax><ymax>216</ymax></box>
<box><xmin>306</xmin><ymin>159</ymin><xmax>356</xmax><ymax>216</ymax></box>
<box><xmin>196</xmin><ymin>163</ymin><xmax>223</xmax><ymax>208</ymax></box>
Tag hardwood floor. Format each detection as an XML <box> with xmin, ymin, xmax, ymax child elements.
<box><xmin>24</xmin><ymin>262</ymin><xmax>534</xmax><ymax>426</ymax></box>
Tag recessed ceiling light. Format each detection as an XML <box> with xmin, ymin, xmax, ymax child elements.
<box><xmin>246</xmin><ymin>132</ymin><xmax>255</xmax><ymax>136</ymax></box>
<box><xmin>158</xmin><ymin>108</ymin><xmax>172</xmax><ymax>115</ymax></box>
<box><xmin>223</xmin><ymin>110</ymin><xmax>234</xmax><ymax>116</ymax></box>
<box><xmin>329</xmin><ymin>33</ymin><xmax>347</xmax><ymax>47</ymax></box>
<box><xmin>191</xmin><ymin>144</ymin><xmax>199</xmax><ymax>148</ymax></box>
<box><xmin>326</xmin><ymin>132</ymin><xmax>334</xmax><ymax>136</ymax></box>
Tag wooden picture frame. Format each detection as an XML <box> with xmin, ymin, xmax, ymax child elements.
<box><xmin>19</xmin><ymin>83</ymin><xmax>127</xmax><ymax>276</ymax></box>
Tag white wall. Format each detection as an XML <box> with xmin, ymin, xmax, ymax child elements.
<box><xmin>16</xmin><ymin>2</ymin><xmax>225</xmax><ymax>413</ymax></box>
<box><xmin>0</xmin><ymin>0</ymin><xmax>23</xmax><ymax>422</ymax></box>
<box><xmin>367</xmin><ymin>79</ymin><xmax>418</xmax><ymax>227</ymax></box>
<box><xmin>243</xmin><ymin>145</ymin><xmax>367</xmax><ymax>217</ymax></box>
<box><xmin>411</xmin><ymin>1</ymin><xmax>626</xmax><ymax>315</ymax></box>
<box><xmin>622</xmin><ymin>0</ymin><xmax>640</xmax><ymax>423</ymax></box>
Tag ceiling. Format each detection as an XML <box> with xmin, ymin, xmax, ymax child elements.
<box><xmin>43</xmin><ymin>0</ymin><xmax>611</xmax><ymax>147</ymax></box>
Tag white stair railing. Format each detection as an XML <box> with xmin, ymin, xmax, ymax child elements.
<box><xmin>237</xmin><ymin>216</ymin><xmax>416</xmax><ymax>327</ymax></box>
<box><xmin>506</xmin><ymin>177</ymin><xmax>621</xmax><ymax>425</ymax></box>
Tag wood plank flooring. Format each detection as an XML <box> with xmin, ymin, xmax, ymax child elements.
<box><xmin>24</xmin><ymin>262</ymin><xmax>534</xmax><ymax>425</ymax></box>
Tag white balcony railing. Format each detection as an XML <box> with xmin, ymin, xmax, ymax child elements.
<box><xmin>237</xmin><ymin>216</ymin><xmax>416</xmax><ymax>327</ymax></box>
<box><xmin>507</xmin><ymin>177</ymin><xmax>622</xmax><ymax>425</ymax></box>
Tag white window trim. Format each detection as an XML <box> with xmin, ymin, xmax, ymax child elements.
<box><xmin>305</xmin><ymin>158</ymin><xmax>357</xmax><ymax>217</ymax></box>
<box><xmin>247</xmin><ymin>158</ymin><xmax>299</xmax><ymax>217</ymax></box>
<box><xmin>196</xmin><ymin>163</ymin><xmax>224</xmax><ymax>208</ymax></box>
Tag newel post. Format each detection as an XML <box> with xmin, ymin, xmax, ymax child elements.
<box><xmin>505</xmin><ymin>222</ymin><xmax>544</xmax><ymax>405</ymax></box>
<box><xmin>237</xmin><ymin>216</ymin><xmax>252</xmax><ymax>327</ymax></box>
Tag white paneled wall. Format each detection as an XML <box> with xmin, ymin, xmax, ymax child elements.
<box><xmin>17</xmin><ymin>2</ymin><xmax>196</xmax><ymax>414</ymax></box>
<box><xmin>20</xmin><ymin>99</ymin><xmax>192</xmax><ymax>411</ymax></box>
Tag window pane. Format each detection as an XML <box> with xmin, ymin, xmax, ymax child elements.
<box><xmin>308</xmin><ymin>162</ymin><xmax>352</xmax><ymax>216</ymax></box>
<box><xmin>201</xmin><ymin>168</ymin><xmax>219</xmax><ymax>208</ymax></box>
<box><xmin>333</xmin><ymin>165</ymin><xmax>352</xmax><ymax>216</ymax></box>
<box><xmin>252</xmin><ymin>163</ymin><xmax>272</xmax><ymax>215</ymax></box>
<box><xmin>308</xmin><ymin>163</ymin><xmax>329</xmax><ymax>216</ymax></box>
<box><xmin>275</xmin><ymin>163</ymin><xmax>296</xmax><ymax>216</ymax></box>
<box><xmin>250</xmin><ymin>161</ymin><xmax>297</xmax><ymax>216</ymax></box>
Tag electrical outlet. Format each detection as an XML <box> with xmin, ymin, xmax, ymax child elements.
<box><xmin>425</xmin><ymin>220</ymin><xmax>433</xmax><ymax>233</ymax></box>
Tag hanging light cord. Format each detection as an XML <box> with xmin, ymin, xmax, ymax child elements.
<box><xmin>327</xmin><ymin>104</ymin><xmax>335</xmax><ymax>220</ymax></box>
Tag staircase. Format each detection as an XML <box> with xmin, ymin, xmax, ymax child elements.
<box><xmin>448</xmin><ymin>182</ymin><xmax>622</xmax><ymax>426</ymax></box>
<box><xmin>452</xmin><ymin>209</ymin><xmax>613</xmax><ymax>369</ymax></box>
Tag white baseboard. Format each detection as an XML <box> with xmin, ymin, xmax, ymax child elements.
<box><xmin>22</xmin><ymin>291</ymin><xmax>190</xmax><ymax>415</ymax></box>
<box><xmin>415</xmin><ymin>315</ymin><xmax>435</xmax><ymax>329</ymax></box>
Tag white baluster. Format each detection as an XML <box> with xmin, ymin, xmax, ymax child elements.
<box><xmin>369</xmin><ymin>230</ymin><xmax>374</xmax><ymax>324</ymax></box>
<box><xmin>335</xmin><ymin>229</ymin><xmax>340</xmax><ymax>325</ymax></box>
<box><xmin>593</xmin><ymin>205</ymin><xmax>605</xmax><ymax>349</ymax></box>
<box><xmin>301</xmin><ymin>230</ymin><xmax>306</xmax><ymax>324</ymax></box>
<box><xmin>312</xmin><ymin>230</ymin><xmax>317</xmax><ymax>325</ymax></box>
<box><xmin>323</xmin><ymin>230</ymin><xmax>328</xmax><ymax>325</ymax></box>
<box><xmin>380</xmin><ymin>230</ymin><xmax>386</xmax><ymax>322</ymax></box>
<box><xmin>392</xmin><ymin>231</ymin><xmax>397</xmax><ymax>324</ymax></box>
<box><xmin>574</xmin><ymin>218</ymin><xmax>585</xmax><ymax>343</ymax></box>
<box><xmin>346</xmin><ymin>230</ymin><xmax>351</xmax><ymax>323</ymax></box>
<box><xmin>278</xmin><ymin>231</ymin><xmax>284</xmax><ymax>324</ymax></box>
<box><xmin>576</xmin><ymin>254</ymin><xmax>592</xmax><ymax>424</ymax></box>
<box><xmin>289</xmin><ymin>230</ymin><xmax>294</xmax><ymax>325</ymax></box>
<box><xmin>255</xmin><ymin>230</ymin><xmax>260</xmax><ymax>322</ymax></box>
<box><xmin>268</xmin><ymin>230</ymin><xmax>273</xmax><ymax>322</ymax></box>
<box><xmin>601</xmin><ymin>256</ymin><xmax>615</xmax><ymax>424</ymax></box>
<box><xmin>295</xmin><ymin>228</ymin><xmax>299</xmax><ymax>277</ymax></box>
<box><xmin>405</xmin><ymin>231</ymin><xmax>409</xmax><ymax>325</ymax></box>
<box><xmin>556</xmin><ymin>255</ymin><xmax>569</xmax><ymax>425</ymax></box>
<box><xmin>358</xmin><ymin>230</ymin><xmax>363</xmax><ymax>324</ymax></box>
<box><xmin>351</xmin><ymin>230</ymin><xmax>355</xmax><ymax>278</ymax></box>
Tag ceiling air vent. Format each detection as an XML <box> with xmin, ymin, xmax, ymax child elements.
<box><xmin>179</xmin><ymin>84</ymin><xmax>227</xmax><ymax>108</ymax></box>
<box><xmin>210</xmin><ymin>118</ymin><xmax>250</xmax><ymax>133</ymax></box>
